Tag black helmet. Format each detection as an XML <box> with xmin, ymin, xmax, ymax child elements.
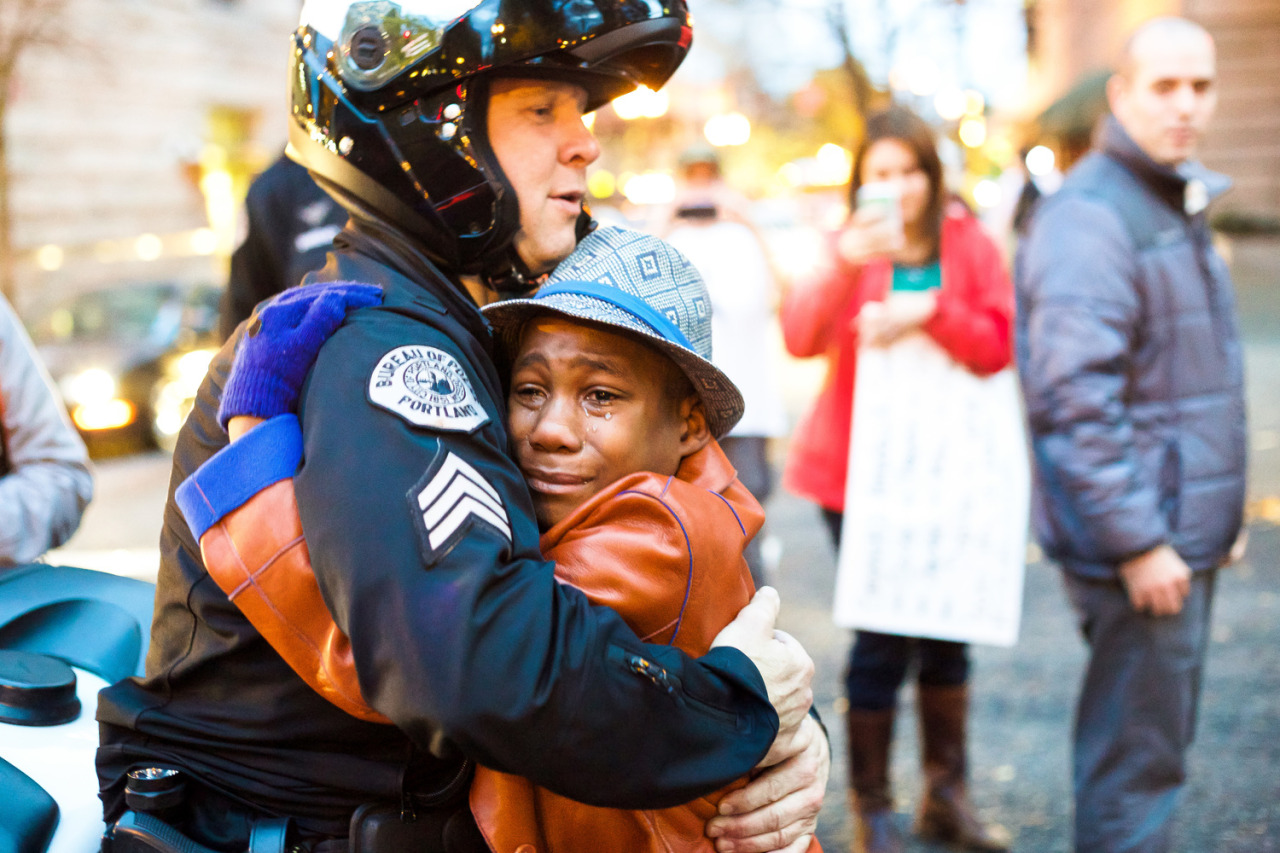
<box><xmin>289</xmin><ymin>0</ymin><xmax>692</xmax><ymax>293</ymax></box>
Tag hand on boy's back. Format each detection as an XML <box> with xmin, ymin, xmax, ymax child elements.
<box><xmin>709</xmin><ymin>587</ymin><xmax>825</xmax><ymax>853</ymax></box>
<box><xmin>218</xmin><ymin>282</ymin><xmax>383</xmax><ymax>428</ymax></box>
<box><xmin>711</xmin><ymin>587</ymin><xmax>814</xmax><ymax>732</ymax></box>
<box><xmin>707</xmin><ymin>713</ymin><xmax>828</xmax><ymax>853</ymax></box>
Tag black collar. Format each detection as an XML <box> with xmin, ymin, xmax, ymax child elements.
<box><xmin>336</xmin><ymin>217</ymin><xmax>494</xmax><ymax>349</ymax></box>
<box><xmin>1098</xmin><ymin>115</ymin><xmax>1231</xmax><ymax>215</ymax></box>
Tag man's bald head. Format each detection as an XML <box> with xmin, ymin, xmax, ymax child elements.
<box><xmin>1108</xmin><ymin>17</ymin><xmax>1217</xmax><ymax>166</ymax></box>
<box><xmin>1115</xmin><ymin>18</ymin><xmax>1214</xmax><ymax>79</ymax></box>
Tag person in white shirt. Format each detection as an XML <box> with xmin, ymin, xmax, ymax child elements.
<box><xmin>664</xmin><ymin>146</ymin><xmax>788</xmax><ymax>586</ymax></box>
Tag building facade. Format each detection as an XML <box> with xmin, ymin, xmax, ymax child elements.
<box><xmin>6</xmin><ymin>0</ymin><xmax>300</xmax><ymax>312</ymax></box>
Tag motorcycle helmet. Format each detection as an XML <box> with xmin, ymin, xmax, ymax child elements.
<box><xmin>290</xmin><ymin>0</ymin><xmax>692</xmax><ymax>293</ymax></box>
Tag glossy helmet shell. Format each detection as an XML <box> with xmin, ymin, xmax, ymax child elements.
<box><xmin>289</xmin><ymin>0</ymin><xmax>692</xmax><ymax>290</ymax></box>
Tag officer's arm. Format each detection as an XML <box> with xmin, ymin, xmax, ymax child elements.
<box><xmin>294</xmin><ymin>324</ymin><xmax>778</xmax><ymax>809</ymax></box>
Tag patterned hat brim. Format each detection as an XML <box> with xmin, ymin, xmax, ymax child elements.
<box><xmin>484</xmin><ymin>290</ymin><xmax>746</xmax><ymax>439</ymax></box>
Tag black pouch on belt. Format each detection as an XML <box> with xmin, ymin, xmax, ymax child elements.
<box><xmin>347</xmin><ymin>801</ymin><xmax>488</xmax><ymax>853</ymax></box>
<box><xmin>348</xmin><ymin>755</ymin><xmax>485</xmax><ymax>853</ymax></box>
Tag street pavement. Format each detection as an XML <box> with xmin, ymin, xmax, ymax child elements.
<box><xmin>48</xmin><ymin>239</ymin><xmax>1280</xmax><ymax>852</ymax></box>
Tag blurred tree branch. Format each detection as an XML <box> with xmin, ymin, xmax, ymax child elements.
<box><xmin>822</xmin><ymin>0</ymin><xmax>877</xmax><ymax>119</ymax></box>
<box><xmin>0</xmin><ymin>0</ymin><xmax>74</xmax><ymax>304</ymax></box>
<box><xmin>747</xmin><ymin>0</ymin><xmax>878</xmax><ymax>118</ymax></box>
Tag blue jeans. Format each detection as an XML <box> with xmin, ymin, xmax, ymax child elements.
<box><xmin>1062</xmin><ymin>569</ymin><xmax>1217</xmax><ymax>853</ymax></box>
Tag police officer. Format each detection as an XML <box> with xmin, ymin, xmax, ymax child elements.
<box><xmin>97</xmin><ymin>3</ymin><xmax>827</xmax><ymax>852</ymax></box>
<box><xmin>218</xmin><ymin>152</ymin><xmax>348</xmax><ymax>341</ymax></box>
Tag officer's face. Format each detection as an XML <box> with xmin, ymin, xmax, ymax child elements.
<box><xmin>1108</xmin><ymin>28</ymin><xmax>1217</xmax><ymax>166</ymax></box>
<box><xmin>488</xmin><ymin>78</ymin><xmax>601</xmax><ymax>276</ymax></box>
<box><xmin>507</xmin><ymin>317</ymin><xmax>706</xmax><ymax>530</ymax></box>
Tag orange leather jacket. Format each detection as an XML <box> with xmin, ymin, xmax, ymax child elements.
<box><xmin>471</xmin><ymin>440</ymin><xmax>776</xmax><ymax>853</ymax></box>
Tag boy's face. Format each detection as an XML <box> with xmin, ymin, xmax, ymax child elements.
<box><xmin>508</xmin><ymin>316</ymin><xmax>707</xmax><ymax>530</ymax></box>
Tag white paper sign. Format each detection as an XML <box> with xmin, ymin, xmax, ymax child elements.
<box><xmin>833</xmin><ymin>333</ymin><xmax>1030</xmax><ymax>647</ymax></box>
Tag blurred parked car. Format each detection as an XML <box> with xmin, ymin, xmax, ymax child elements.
<box><xmin>25</xmin><ymin>281</ymin><xmax>223</xmax><ymax>454</ymax></box>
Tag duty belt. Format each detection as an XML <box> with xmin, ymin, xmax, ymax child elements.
<box><xmin>102</xmin><ymin>765</ymin><xmax>483</xmax><ymax>853</ymax></box>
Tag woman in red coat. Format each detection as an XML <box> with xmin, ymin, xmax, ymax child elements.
<box><xmin>781</xmin><ymin>106</ymin><xmax>1013</xmax><ymax>853</ymax></box>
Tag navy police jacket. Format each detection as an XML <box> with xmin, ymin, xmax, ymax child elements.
<box><xmin>96</xmin><ymin>222</ymin><xmax>778</xmax><ymax>835</ymax></box>
<box><xmin>1015</xmin><ymin>116</ymin><xmax>1247</xmax><ymax>580</ymax></box>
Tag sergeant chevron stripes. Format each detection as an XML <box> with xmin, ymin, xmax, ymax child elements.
<box><xmin>416</xmin><ymin>453</ymin><xmax>512</xmax><ymax>550</ymax></box>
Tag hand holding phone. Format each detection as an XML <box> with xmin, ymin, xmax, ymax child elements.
<box><xmin>837</xmin><ymin>181</ymin><xmax>906</xmax><ymax>265</ymax></box>
<box><xmin>855</xmin><ymin>181</ymin><xmax>904</xmax><ymax>235</ymax></box>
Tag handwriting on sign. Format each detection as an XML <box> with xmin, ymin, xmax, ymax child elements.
<box><xmin>834</xmin><ymin>334</ymin><xmax>1030</xmax><ymax>648</ymax></box>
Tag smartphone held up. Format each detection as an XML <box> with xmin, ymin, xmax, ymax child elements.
<box><xmin>855</xmin><ymin>180</ymin><xmax>904</xmax><ymax>238</ymax></box>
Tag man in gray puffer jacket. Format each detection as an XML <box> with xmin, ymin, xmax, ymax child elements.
<box><xmin>1015</xmin><ymin>17</ymin><xmax>1247</xmax><ymax>853</ymax></box>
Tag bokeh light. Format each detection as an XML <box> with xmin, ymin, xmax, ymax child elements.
<box><xmin>704</xmin><ymin>112</ymin><xmax>752</xmax><ymax>147</ymax></box>
<box><xmin>1026</xmin><ymin>145</ymin><xmax>1056</xmax><ymax>176</ymax></box>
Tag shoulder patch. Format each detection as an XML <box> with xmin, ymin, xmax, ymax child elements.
<box><xmin>409</xmin><ymin>451</ymin><xmax>512</xmax><ymax>561</ymax></box>
<box><xmin>369</xmin><ymin>345</ymin><xmax>490</xmax><ymax>432</ymax></box>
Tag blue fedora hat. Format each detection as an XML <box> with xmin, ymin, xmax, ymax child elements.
<box><xmin>482</xmin><ymin>226</ymin><xmax>745</xmax><ymax>438</ymax></box>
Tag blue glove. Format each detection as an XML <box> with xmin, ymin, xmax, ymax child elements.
<box><xmin>218</xmin><ymin>282</ymin><xmax>382</xmax><ymax>430</ymax></box>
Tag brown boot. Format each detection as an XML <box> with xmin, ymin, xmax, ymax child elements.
<box><xmin>914</xmin><ymin>684</ymin><xmax>1011</xmax><ymax>851</ymax></box>
<box><xmin>845</xmin><ymin>708</ymin><xmax>904</xmax><ymax>853</ymax></box>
